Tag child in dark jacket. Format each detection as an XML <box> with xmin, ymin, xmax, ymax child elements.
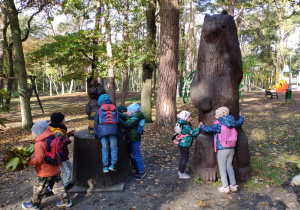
<box><xmin>118</xmin><ymin>103</ymin><xmax>146</xmax><ymax>180</ymax></box>
<box><xmin>49</xmin><ymin>112</ymin><xmax>76</xmax><ymax>191</ymax></box>
<box><xmin>200</xmin><ymin>106</ymin><xmax>244</xmax><ymax>193</ymax></box>
<box><xmin>176</xmin><ymin>111</ymin><xmax>201</xmax><ymax>179</ymax></box>
<box><xmin>22</xmin><ymin>121</ymin><xmax>72</xmax><ymax>209</ymax></box>
<box><xmin>94</xmin><ymin>94</ymin><xmax>120</xmax><ymax>173</ymax></box>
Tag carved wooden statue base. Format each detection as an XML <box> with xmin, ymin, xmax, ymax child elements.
<box><xmin>193</xmin><ymin>128</ymin><xmax>250</xmax><ymax>181</ymax></box>
<box><xmin>72</xmin><ymin>129</ymin><xmax>131</xmax><ymax>187</ymax></box>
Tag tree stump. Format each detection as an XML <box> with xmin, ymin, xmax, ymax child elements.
<box><xmin>72</xmin><ymin>129</ymin><xmax>131</xmax><ymax>187</ymax></box>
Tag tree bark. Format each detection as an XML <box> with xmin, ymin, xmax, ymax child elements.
<box><xmin>156</xmin><ymin>0</ymin><xmax>179</xmax><ymax>126</ymax></box>
<box><xmin>0</xmin><ymin>4</ymin><xmax>6</xmax><ymax>105</ymax></box>
<box><xmin>121</xmin><ymin>0</ymin><xmax>130</xmax><ymax>105</ymax></box>
<box><xmin>229</xmin><ymin>0</ymin><xmax>236</xmax><ymax>16</ymax></box>
<box><xmin>104</xmin><ymin>1</ymin><xmax>115</xmax><ymax>104</ymax></box>
<box><xmin>188</xmin><ymin>0</ymin><xmax>194</xmax><ymax>73</ymax></box>
<box><xmin>4</xmin><ymin>0</ymin><xmax>32</xmax><ymax>128</ymax></box>
<box><xmin>141</xmin><ymin>0</ymin><xmax>156</xmax><ymax>122</ymax></box>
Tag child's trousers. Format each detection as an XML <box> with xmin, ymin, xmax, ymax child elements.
<box><xmin>31</xmin><ymin>173</ymin><xmax>69</xmax><ymax>206</ymax></box>
<box><xmin>100</xmin><ymin>135</ymin><xmax>118</xmax><ymax>166</ymax></box>
<box><xmin>178</xmin><ymin>146</ymin><xmax>189</xmax><ymax>173</ymax></box>
<box><xmin>130</xmin><ymin>141</ymin><xmax>144</xmax><ymax>173</ymax></box>
<box><xmin>217</xmin><ymin>148</ymin><xmax>236</xmax><ymax>187</ymax></box>
<box><xmin>60</xmin><ymin>159</ymin><xmax>72</xmax><ymax>186</ymax></box>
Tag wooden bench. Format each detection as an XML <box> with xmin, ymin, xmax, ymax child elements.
<box><xmin>265</xmin><ymin>90</ymin><xmax>278</xmax><ymax>99</ymax></box>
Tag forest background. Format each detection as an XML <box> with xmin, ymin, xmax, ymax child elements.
<box><xmin>0</xmin><ymin>0</ymin><xmax>299</xmax><ymax>129</ymax></box>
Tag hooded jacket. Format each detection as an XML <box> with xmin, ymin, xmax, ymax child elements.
<box><xmin>200</xmin><ymin>115</ymin><xmax>244</xmax><ymax>150</ymax></box>
<box><xmin>27</xmin><ymin>127</ymin><xmax>61</xmax><ymax>177</ymax></box>
<box><xmin>94</xmin><ymin>98</ymin><xmax>120</xmax><ymax>139</ymax></box>
<box><xmin>177</xmin><ymin>118</ymin><xmax>200</xmax><ymax>148</ymax></box>
<box><xmin>118</xmin><ymin>111</ymin><xmax>145</xmax><ymax>143</ymax></box>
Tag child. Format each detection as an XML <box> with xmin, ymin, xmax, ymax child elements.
<box><xmin>49</xmin><ymin>112</ymin><xmax>75</xmax><ymax>191</ymax></box>
<box><xmin>94</xmin><ymin>94</ymin><xmax>120</xmax><ymax>173</ymax></box>
<box><xmin>118</xmin><ymin>103</ymin><xmax>146</xmax><ymax>180</ymax></box>
<box><xmin>200</xmin><ymin>106</ymin><xmax>244</xmax><ymax>193</ymax></box>
<box><xmin>22</xmin><ymin>121</ymin><xmax>72</xmax><ymax>209</ymax></box>
<box><xmin>176</xmin><ymin>111</ymin><xmax>201</xmax><ymax>179</ymax></box>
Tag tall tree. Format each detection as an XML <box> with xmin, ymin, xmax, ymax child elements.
<box><xmin>3</xmin><ymin>0</ymin><xmax>32</xmax><ymax>128</ymax></box>
<box><xmin>156</xmin><ymin>0</ymin><xmax>179</xmax><ymax>126</ymax></box>
<box><xmin>0</xmin><ymin>3</ymin><xmax>6</xmax><ymax>104</ymax></box>
<box><xmin>103</xmin><ymin>1</ymin><xmax>116</xmax><ymax>104</ymax></box>
<box><xmin>141</xmin><ymin>0</ymin><xmax>156</xmax><ymax>122</ymax></box>
<box><xmin>121</xmin><ymin>0</ymin><xmax>129</xmax><ymax>105</ymax></box>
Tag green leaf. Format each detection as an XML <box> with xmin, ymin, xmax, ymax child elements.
<box><xmin>27</xmin><ymin>144</ymin><xmax>34</xmax><ymax>153</ymax></box>
<box><xmin>5</xmin><ymin>157</ymin><xmax>20</xmax><ymax>171</ymax></box>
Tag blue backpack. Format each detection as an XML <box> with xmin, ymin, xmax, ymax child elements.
<box><xmin>132</xmin><ymin>118</ymin><xmax>145</xmax><ymax>135</ymax></box>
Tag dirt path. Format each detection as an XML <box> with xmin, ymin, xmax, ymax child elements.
<box><xmin>1</xmin><ymin>91</ymin><xmax>300</xmax><ymax>209</ymax></box>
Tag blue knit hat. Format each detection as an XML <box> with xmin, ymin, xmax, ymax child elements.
<box><xmin>31</xmin><ymin>121</ymin><xmax>49</xmax><ymax>136</ymax></box>
<box><xmin>98</xmin><ymin>94</ymin><xmax>110</xmax><ymax>104</ymax></box>
<box><xmin>127</xmin><ymin>103</ymin><xmax>140</xmax><ymax>116</ymax></box>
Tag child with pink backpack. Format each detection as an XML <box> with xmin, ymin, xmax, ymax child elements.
<box><xmin>200</xmin><ymin>106</ymin><xmax>244</xmax><ymax>193</ymax></box>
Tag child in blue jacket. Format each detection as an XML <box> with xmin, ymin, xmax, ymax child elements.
<box><xmin>200</xmin><ymin>106</ymin><xmax>244</xmax><ymax>193</ymax></box>
<box><xmin>94</xmin><ymin>94</ymin><xmax>120</xmax><ymax>173</ymax></box>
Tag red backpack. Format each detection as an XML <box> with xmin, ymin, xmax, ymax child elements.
<box><xmin>213</xmin><ymin>120</ymin><xmax>238</xmax><ymax>152</ymax></box>
<box><xmin>99</xmin><ymin>104</ymin><xmax>118</xmax><ymax>124</ymax></box>
<box><xmin>44</xmin><ymin>136</ymin><xmax>63</xmax><ymax>166</ymax></box>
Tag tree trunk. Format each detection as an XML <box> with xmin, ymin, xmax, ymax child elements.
<box><xmin>121</xmin><ymin>0</ymin><xmax>129</xmax><ymax>105</ymax></box>
<box><xmin>156</xmin><ymin>0</ymin><xmax>179</xmax><ymax>126</ymax></box>
<box><xmin>0</xmin><ymin>4</ymin><xmax>6</xmax><ymax>105</ymax></box>
<box><xmin>188</xmin><ymin>0</ymin><xmax>194</xmax><ymax>73</ymax></box>
<box><xmin>141</xmin><ymin>0</ymin><xmax>156</xmax><ymax>122</ymax></box>
<box><xmin>4</xmin><ymin>0</ymin><xmax>32</xmax><ymax>129</ymax></box>
<box><xmin>104</xmin><ymin>2</ymin><xmax>115</xmax><ymax>104</ymax></box>
<box><xmin>68</xmin><ymin>79</ymin><xmax>74</xmax><ymax>94</ymax></box>
<box><xmin>229</xmin><ymin>0</ymin><xmax>236</xmax><ymax>16</ymax></box>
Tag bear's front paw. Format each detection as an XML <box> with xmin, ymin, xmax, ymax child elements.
<box><xmin>199</xmin><ymin>97</ymin><xmax>213</xmax><ymax>111</ymax></box>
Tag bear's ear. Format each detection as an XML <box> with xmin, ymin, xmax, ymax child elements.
<box><xmin>221</xmin><ymin>10</ymin><xmax>228</xmax><ymax>15</ymax></box>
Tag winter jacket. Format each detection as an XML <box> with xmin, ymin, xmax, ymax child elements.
<box><xmin>200</xmin><ymin>115</ymin><xmax>244</xmax><ymax>151</ymax></box>
<box><xmin>177</xmin><ymin>118</ymin><xmax>200</xmax><ymax>148</ymax></box>
<box><xmin>50</xmin><ymin>126</ymin><xmax>73</xmax><ymax>162</ymax></box>
<box><xmin>27</xmin><ymin>127</ymin><xmax>60</xmax><ymax>177</ymax></box>
<box><xmin>118</xmin><ymin>111</ymin><xmax>145</xmax><ymax>143</ymax></box>
<box><xmin>94</xmin><ymin>99</ymin><xmax>120</xmax><ymax>139</ymax></box>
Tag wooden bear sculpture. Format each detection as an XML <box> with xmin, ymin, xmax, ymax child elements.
<box><xmin>85</xmin><ymin>80</ymin><xmax>106</xmax><ymax>134</ymax></box>
<box><xmin>190</xmin><ymin>10</ymin><xmax>250</xmax><ymax>181</ymax></box>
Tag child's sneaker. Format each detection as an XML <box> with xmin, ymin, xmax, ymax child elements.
<box><xmin>136</xmin><ymin>171</ymin><xmax>146</xmax><ymax>180</ymax></box>
<box><xmin>218</xmin><ymin>186</ymin><xmax>230</xmax><ymax>193</ymax></box>
<box><xmin>178</xmin><ymin>172</ymin><xmax>190</xmax><ymax>179</ymax></box>
<box><xmin>229</xmin><ymin>185</ymin><xmax>239</xmax><ymax>192</ymax></box>
<box><xmin>103</xmin><ymin>166</ymin><xmax>109</xmax><ymax>173</ymax></box>
<box><xmin>56</xmin><ymin>200</ymin><xmax>72</xmax><ymax>207</ymax></box>
<box><xmin>22</xmin><ymin>202</ymin><xmax>39</xmax><ymax>209</ymax></box>
<box><xmin>109</xmin><ymin>164</ymin><xmax>116</xmax><ymax>171</ymax></box>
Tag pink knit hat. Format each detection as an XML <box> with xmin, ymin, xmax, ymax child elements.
<box><xmin>177</xmin><ymin>111</ymin><xmax>191</xmax><ymax>121</ymax></box>
<box><xmin>215</xmin><ymin>106</ymin><xmax>229</xmax><ymax>119</ymax></box>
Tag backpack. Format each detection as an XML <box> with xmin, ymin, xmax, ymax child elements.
<box><xmin>174</xmin><ymin>122</ymin><xmax>182</xmax><ymax>134</ymax></box>
<box><xmin>44</xmin><ymin>136</ymin><xmax>63</xmax><ymax>166</ymax></box>
<box><xmin>132</xmin><ymin>117</ymin><xmax>145</xmax><ymax>135</ymax></box>
<box><xmin>213</xmin><ymin>120</ymin><xmax>238</xmax><ymax>152</ymax></box>
<box><xmin>99</xmin><ymin>104</ymin><xmax>118</xmax><ymax>125</ymax></box>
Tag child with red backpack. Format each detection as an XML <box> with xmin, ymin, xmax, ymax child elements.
<box><xmin>22</xmin><ymin>121</ymin><xmax>72</xmax><ymax>209</ymax></box>
<box><xmin>94</xmin><ymin>94</ymin><xmax>120</xmax><ymax>173</ymax></box>
<box><xmin>200</xmin><ymin>106</ymin><xmax>244</xmax><ymax>193</ymax></box>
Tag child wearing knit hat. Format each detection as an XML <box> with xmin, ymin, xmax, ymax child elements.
<box><xmin>200</xmin><ymin>106</ymin><xmax>244</xmax><ymax>193</ymax></box>
<box><xmin>22</xmin><ymin>121</ymin><xmax>72</xmax><ymax>209</ymax></box>
<box><xmin>49</xmin><ymin>112</ymin><xmax>76</xmax><ymax>192</ymax></box>
<box><xmin>118</xmin><ymin>103</ymin><xmax>146</xmax><ymax>180</ymax></box>
<box><xmin>176</xmin><ymin>111</ymin><xmax>202</xmax><ymax>179</ymax></box>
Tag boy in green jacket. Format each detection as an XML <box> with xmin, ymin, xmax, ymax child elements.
<box><xmin>118</xmin><ymin>103</ymin><xmax>146</xmax><ymax>180</ymax></box>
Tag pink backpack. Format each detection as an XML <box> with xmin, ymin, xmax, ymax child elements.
<box><xmin>213</xmin><ymin>120</ymin><xmax>238</xmax><ymax>152</ymax></box>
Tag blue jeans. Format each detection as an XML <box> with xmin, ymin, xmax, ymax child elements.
<box><xmin>130</xmin><ymin>141</ymin><xmax>144</xmax><ymax>173</ymax></box>
<box><xmin>100</xmin><ymin>135</ymin><xmax>118</xmax><ymax>166</ymax></box>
